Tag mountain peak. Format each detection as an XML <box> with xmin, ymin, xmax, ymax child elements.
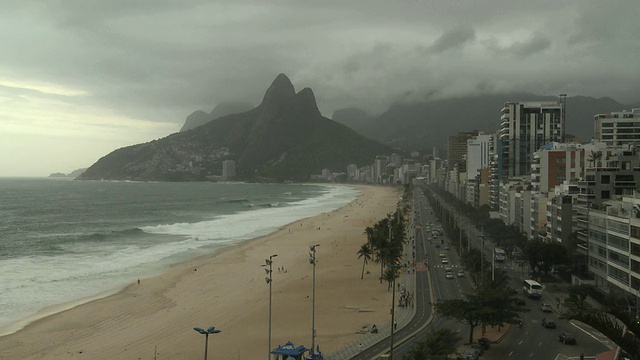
<box><xmin>294</xmin><ymin>87</ymin><xmax>321</xmax><ymax>117</ymax></box>
<box><xmin>261</xmin><ymin>73</ymin><xmax>295</xmax><ymax>106</ymax></box>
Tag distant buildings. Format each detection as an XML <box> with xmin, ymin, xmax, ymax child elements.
<box><xmin>222</xmin><ymin>160</ymin><xmax>236</xmax><ymax>181</ymax></box>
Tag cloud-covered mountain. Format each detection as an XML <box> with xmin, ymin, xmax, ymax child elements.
<box><xmin>77</xmin><ymin>74</ymin><xmax>393</xmax><ymax>182</ymax></box>
<box><xmin>180</xmin><ymin>103</ymin><xmax>254</xmax><ymax>132</ymax></box>
<box><xmin>333</xmin><ymin>94</ymin><xmax>629</xmax><ymax>153</ymax></box>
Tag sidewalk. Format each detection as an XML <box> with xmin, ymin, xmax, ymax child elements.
<box><xmin>325</xmin><ymin>207</ymin><xmax>418</xmax><ymax>360</ymax></box>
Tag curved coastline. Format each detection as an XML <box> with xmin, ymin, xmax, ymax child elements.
<box><xmin>0</xmin><ymin>184</ymin><xmax>401</xmax><ymax>360</ymax></box>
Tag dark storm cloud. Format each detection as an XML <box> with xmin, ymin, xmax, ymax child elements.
<box><xmin>1</xmin><ymin>0</ymin><xmax>639</xmax><ymax>125</ymax></box>
<box><xmin>430</xmin><ymin>27</ymin><xmax>476</xmax><ymax>53</ymax></box>
<box><xmin>507</xmin><ymin>34</ymin><xmax>552</xmax><ymax>58</ymax></box>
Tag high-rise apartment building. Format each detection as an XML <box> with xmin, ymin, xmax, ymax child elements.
<box><xmin>593</xmin><ymin>109</ymin><xmax>640</xmax><ymax>147</ymax></box>
<box><xmin>448</xmin><ymin>131</ymin><xmax>479</xmax><ymax>172</ymax></box>
<box><xmin>499</xmin><ymin>101</ymin><xmax>564</xmax><ymax>178</ymax></box>
<box><xmin>222</xmin><ymin>160</ymin><xmax>236</xmax><ymax>180</ymax></box>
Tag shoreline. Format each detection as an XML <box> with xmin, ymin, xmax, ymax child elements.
<box><xmin>0</xmin><ymin>184</ymin><xmax>401</xmax><ymax>360</ymax></box>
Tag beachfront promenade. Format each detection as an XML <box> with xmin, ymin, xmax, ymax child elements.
<box><xmin>326</xmin><ymin>198</ymin><xmax>422</xmax><ymax>360</ymax></box>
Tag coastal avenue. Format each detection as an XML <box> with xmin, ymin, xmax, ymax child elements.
<box><xmin>349</xmin><ymin>187</ymin><xmax>613</xmax><ymax>360</ymax></box>
<box><xmin>427</xmin><ymin>187</ymin><xmax>613</xmax><ymax>360</ymax></box>
<box><xmin>349</xmin><ymin>188</ymin><xmax>474</xmax><ymax>360</ymax></box>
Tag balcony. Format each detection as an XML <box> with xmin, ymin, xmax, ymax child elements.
<box><xmin>614</xmin><ymin>181</ymin><xmax>637</xmax><ymax>187</ymax></box>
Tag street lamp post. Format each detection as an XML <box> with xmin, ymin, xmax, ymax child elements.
<box><xmin>193</xmin><ymin>326</ymin><xmax>221</xmax><ymax>360</ymax></box>
<box><xmin>480</xmin><ymin>226</ymin><xmax>485</xmax><ymax>279</ymax></box>
<box><xmin>263</xmin><ymin>254</ymin><xmax>278</xmax><ymax>360</ymax></box>
<box><xmin>309</xmin><ymin>244</ymin><xmax>320</xmax><ymax>358</ymax></box>
<box><xmin>388</xmin><ymin>263</ymin><xmax>402</xmax><ymax>360</ymax></box>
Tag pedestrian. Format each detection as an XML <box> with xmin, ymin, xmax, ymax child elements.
<box><xmin>394</xmin><ymin>320</ymin><xmax>397</xmax><ymax>330</ymax></box>
<box><xmin>358</xmin><ymin>342</ymin><xmax>363</xmax><ymax>352</ymax></box>
<box><xmin>580</xmin><ymin>353</ymin><xmax>584</xmax><ymax>360</ymax></box>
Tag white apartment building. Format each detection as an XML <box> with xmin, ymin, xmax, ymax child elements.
<box><xmin>586</xmin><ymin>196</ymin><xmax>640</xmax><ymax>303</ymax></box>
<box><xmin>467</xmin><ymin>133</ymin><xmax>492</xmax><ymax>181</ymax></box>
<box><xmin>222</xmin><ymin>160</ymin><xmax>236</xmax><ymax>180</ymax></box>
<box><xmin>594</xmin><ymin>109</ymin><xmax>640</xmax><ymax>147</ymax></box>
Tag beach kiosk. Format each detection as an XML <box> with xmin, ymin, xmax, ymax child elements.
<box><xmin>271</xmin><ymin>341</ymin><xmax>309</xmax><ymax>360</ymax></box>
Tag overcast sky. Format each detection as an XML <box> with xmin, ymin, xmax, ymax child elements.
<box><xmin>1</xmin><ymin>0</ymin><xmax>639</xmax><ymax>177</ymax></box>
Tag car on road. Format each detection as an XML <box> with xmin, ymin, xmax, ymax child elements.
<box><xmin>444</xmin><ymin>245</ymin><xmax>450</xmax><ymax>250</ymax></box>
<box><xmin>439</xmin><ymin>252</ymin><xmax>445</xmax><ymax>257</ymax></box>
<box><xmin>559</xmin><ymin>332</ymin><xmax>576</xmax><ymax>344</ymax></box>
<box><xmin>542</xmin><ymin>318</ymin><xmax>556</xmax><ymax>328</ymax></box>
<box><xmin>446</xmin><ymin>272</ymin><xmax>454</xmax><ymax>279</ymax></box>
<box><xmin>541</xmin><ymin>303</ymin><xmax>553</xmax><ymax>312</ymax></box>
<box><xmin>441</xmin><ymin>258</ymin><xmax>449</xmax><ymax>264</ymax></box>
<box><xmin>445</xmin><ymin>265</ymin><xmax>453</xmax><ymax>272</ymax></box>
<box><xmin>457</xmin><ymin>269</ymin><xmax>465</xmax><ymax>277</ymax></box>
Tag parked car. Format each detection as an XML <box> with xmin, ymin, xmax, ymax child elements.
<box><xmin>541</xmin><ymin>303</ymin><xmax>553</xmax><ymax>312</ymax></box>
<box><xmin>462</xmin><ymin>348</ymin><xmax>480</xmax><ymax>360</ymax></box>
<box><xmin>477</xmin><ymin>337</ymin><xmax>490</xmax><ymax>350</ymax></box>
<box><xmin>470</xmin><ymin>343</ymin><xmax>484</xmax><ymax>355</ymax></box>
<box><xmin>542</xmin><ymin>318</ymin><xmax>556</xmax><ymax>328</ymax></box>
<box><xmin>559</xmin><ymin>332</ymin><xmax>576</xmax><ymax>344</ymax></box>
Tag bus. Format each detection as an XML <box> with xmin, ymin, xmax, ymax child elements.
<box><xmin>494</xmin><ymin>248</ymin><xmax>506</xmax><ymax>262</ymax></box>
<box><xmin>522</xmin><ymin>279</ymin><xmax>542</xmax><ymax>299</ymax></box>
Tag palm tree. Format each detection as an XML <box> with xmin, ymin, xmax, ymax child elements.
<box><xmin>403</xmin><ymin>328</ymin><xmax>460</xmax><ymax>360</ymax></box>
<box><xmin>357</xmin><ymin>243</ymin><xmax>373</xmax><ymax>279</ymax></box>
<box><xmin>423</xmin><ymin>328</ymin><xmax>460</xmax><ymax>359</ymax></box>
<box><xmin>382</xmin><ymin>267</ymin><xmax>398</xmax><ymax>291</ymax></box>
<box><xmin>587</xmin><ymin>150</ymin><xmax>602</xmax><ymax>168</ymax></box>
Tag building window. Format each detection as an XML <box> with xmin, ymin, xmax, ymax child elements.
<box><xmin>590</xmin><ymin>230</ymin><xmax>607</xmax><ymax>244</ymax></box>
<box><xmin>631</xmin><ymin>226</ymin><xmax>640</xmax><ymax>240</ymax></box>
<box><xmin>608</xmin><ymin>265</ymin><xmax>630</xmax><ymax>285</ymax></box>
<box><xmin>601</xmin><ymin>175</ymin><xmax>610</xmax><ymax>184</ymax></box>
<box><xmin>608</xmin><ymin>220</ymin><xmax>629</xmax><ymax>234</ymax></box>
<box><xmin>609</xmin><ymin>234</ymin><xmax>629</xmax><ymax>251</ymax></box>
<box><xmin>602</xmin><ymin>122</ymin><xmax>614</xmax><ymax>127</ymax></box>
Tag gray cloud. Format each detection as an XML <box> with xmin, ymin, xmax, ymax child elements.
<box><xmin>508</xmin><ymin>34</ymin><xmax>552</xmax><ymax>58</ymax></box>
<box><xmin>431</xmin><ymin>27</ymin><xmax>476</xmax><ymax>53</ymax></box>
<box><xmin>0</xmin><ymin>1</ymin><xmax>639</xmax><ymax>174</ymax></box>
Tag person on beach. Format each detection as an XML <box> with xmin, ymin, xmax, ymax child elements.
<box><xmin>137</xmin><ymin>279</ymin><xmax>140</xmax><ymax>285</ymax></box>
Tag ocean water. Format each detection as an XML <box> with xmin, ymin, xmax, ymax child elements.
<box><xmin>0</xmin><ymin>178</ymin><xmax>358</xmax><ymax>336</ymax></box>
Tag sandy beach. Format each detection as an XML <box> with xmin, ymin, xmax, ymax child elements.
<box><xmin>0</xmin><ymin>185</ymin><xmax>401</xmax><ymax>360</ymax></box>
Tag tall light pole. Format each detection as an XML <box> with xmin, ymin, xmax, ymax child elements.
<box><xmin>309</xmin><ymin>244</ymin><xmax>320</xmax><ymax>358</ymax></box>
<box><xmin>388</xmin><ymin>263</ymin><xmax>402</xmax><ymax>360</ymax></box>
<box><xmin>263</xmin><ymin>254</ymin><xmax>278</xmax><ymax>360</ymax></box>
<box><xmin>193</xmin><ymin>326</ymin><xmax>221</xmax><ymax>360</ymax></box>
<box><xmin>480</xmin><ymin>225</ymin><xmax>485</xmax><ymax>279</ymax></box>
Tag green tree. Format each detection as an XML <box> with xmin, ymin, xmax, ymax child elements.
<box><xmin>357</xmin><ymin>243</ymin><xmax>373</xmax><ymax>279</ymax></box>
<box><xmin>403</xmin><ymin>328</ymin><xmax>461</xmax><ymax>360</ymax></box>
<box><xmin>436</xmin><ymin>297</ymin><xmax>484</xmax><ymax>344</ymax></box>
<box><xmin>423</xmin><ymin>328</ymin><xmax>460</xmax><ymax>359</ymax></box>
<box><xmin>567</xmin><ymin>284</ymin><xmax>598</xmax><ymax>309</ymax></box>
<box><xmin>523</xmin><ymin>239</ymin><xmax>569</xmax><ymax>274</ymax></box>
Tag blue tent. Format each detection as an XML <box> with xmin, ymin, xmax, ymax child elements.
<box><xmin>271</xmin><ymin>341</ymin><xmax>308</xmax><ymax>360</ymax></box>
